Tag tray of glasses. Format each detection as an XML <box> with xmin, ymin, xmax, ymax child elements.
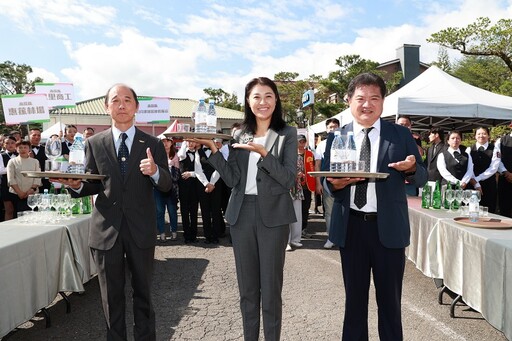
<box><xmin>453</xmin><ymin>217</ymin><xmax>512</xmax><ymax>229</ymax></box>
<box><xmin>165</xmin><ymin>132</ymin><xmax>232</xmax><ymax>140</ymax></box>
<box><xmin>308</xmin><ymin>171</ymin><xmax>389</xmax><ymax>179</ymax></box>
<box><xmin>22</xmin><ymin>171</ymin><xmax>106</xmax><ymax>181</ymax></box>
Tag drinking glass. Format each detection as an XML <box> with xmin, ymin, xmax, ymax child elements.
<box><xmin>51</xmin><ymin>194</ymin><xmax>61</xmax><ymax>221</ymax></box>
<box><xmin>45</xmin><ymin>136</ymin><xmax>62</xmax><ymax>162</ymax></box>
<box><xmin>474</xmin><ymin>190</ymin><xmax>482</xmax><ymax>202</ymax></box>
<box><xmin>57</xmin><ymin>194</ymin><xmax>69</xmax><ymax>219</ymax></box>
<box><xmin>27</xmin><ymin>194</ymin><xmax>38</xmax><ymax>213</ymax></box>
<box><xmin>462</xmin><ymin>190</ymin><xmax>472</xmax><ymax>207</ymax></box>
<box><xmin>445</xmin><ymin>189</ymin><xmax>455</xmax><ymax>212</ymax></box>
<box><xmin>62</xmin><ymin>194</ymin><xmax>74</xmax><ymax>218</ymax></box>
<box><xmin>454</xmin><ymin>189</ymin><xmax>464</xmax><ymax>213</ymax></box>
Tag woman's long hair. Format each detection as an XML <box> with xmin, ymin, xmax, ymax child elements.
<box><xmin>242</xmin><ymin>77</ymin><xmax>286</xmax><ymax>134</ymax></box>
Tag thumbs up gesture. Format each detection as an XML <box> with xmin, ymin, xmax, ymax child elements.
<box><xmin>140</xmin><ymin>147</ymin><xmax>157</xmax><ymax>176</ymax></box>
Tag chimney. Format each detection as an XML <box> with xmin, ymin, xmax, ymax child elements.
<box><xmin>397</xmin><ymin>44</ymin><xmax>420</xmax><ymax>86</ymax></box>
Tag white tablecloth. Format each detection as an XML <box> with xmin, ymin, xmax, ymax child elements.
<box><xmin>64</xmin><ymin>215</ymin><xmax>96</xmax><ymax>284</ymax></box>
<box><xmin>406</xmin><ymin>197</ymin><xmax>512</xmax><ymax>340</ymax></box>
<box><xmin>0</xmin><ymin>215</ymin><xmax>94</xmax><ymax>338</ymax></box>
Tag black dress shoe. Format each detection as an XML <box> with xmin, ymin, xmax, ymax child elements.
<box><xmin>204</xmin><ymin>239</ymin><xmax>211</xmax><ymax>244</ymax></box>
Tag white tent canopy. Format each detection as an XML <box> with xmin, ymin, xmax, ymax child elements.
<box><xmin>41</xmin><ymin>122</ymin><xmax>66</xmax><ymax>139</ymax></box>
<box><xmin>311</xmin><ymin>66</ymin><xmax>512</xmax><ymax>134</ymax></box>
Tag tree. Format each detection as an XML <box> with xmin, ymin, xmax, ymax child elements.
<box><xmin>319</xmin><ymin>54</ymin><xmax>402</xmax><ymax>118</ymax></box>
<box><xmin>430</xmin><ymin>47</ymin><xmax>452</xmax><ymax>73</ymax></box>
<box><xmin>0</xmin><ymin>61</ymin><xmax>44</xmax><ymax>134</ymax></box>
<box><xmin>427</xmin><ymin>17</ymin><xmax>512</xmax><ymax>73</ymax></box>
<box><xmin>274</xmin><ymin>72</ymin><xmax>311</xmax><ymax>127</ymax></box>
<box><xmin>202</xmin><ymin>87</ymin><xmax>242</xmax><ymax>111</ymax></box>
<box><xmin>451</xmin><ymin>55</ymin><xmax>512</xmax><ymax>96</ymax></box>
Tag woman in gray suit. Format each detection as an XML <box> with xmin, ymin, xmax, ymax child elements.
<box><xmin>191</xmin><ymin>77</ymin><xmax>297</xmax><ymax>341</ymax></box>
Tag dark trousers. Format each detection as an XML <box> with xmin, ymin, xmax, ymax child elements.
<box><xmin>339</xmin><ymin>213</ymin><xmax>405</xmax><ymax>341</ymax></box>
<box><xmin>231</xmin><ymin>195</ymin><xmax>289</xmax><ymax>341</ymax></box>
<box><xmin>197</xmin><ymin>183</ymin><xmax>223</xmax><ymax>242</ymax></box>
<box><xmin>179</xmin><ymin>179</ymin><xmax>199</xmax><ymax>241</ymax></box>
<box><xmin>92</xmin><ymin>220</ymin><xmax>156</xmax><ymax>341</ymax></box>
<box><xmin>498</xmin><ymin>175</ymin><xmax>512</xmax><ymax>218</ymax></box>
<box><xmin>480</xmin><ymin>176</ymin><xmax>497</xmax><ymax>214</ymax></box>
<box><xmin>301</xmin><ymin>189</ymin><xmax>312</xmax><ymax>231</ymax></box>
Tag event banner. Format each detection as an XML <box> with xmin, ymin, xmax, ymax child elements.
<box><xmin>136</xmin><ymin>96</ymin><xmax>170</xmax><ymax>124</ymax></box>
<box><xmin>35</xmin><ymin>82</ymin><xmax>75</xmax><ymax>108</ymax></box>
<box><xmin>1</xmin><ymin>94</ymin><xmax>50</xmax><ymax>124</ymax></box>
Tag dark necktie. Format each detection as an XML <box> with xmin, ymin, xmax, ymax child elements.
<box><xmin>354</xmin><ymin>127</ymin><xmax>373</xmax><ymax>209</ymax></box>
<box><xmin>118</xmin><ymin>133</ymin><xmax>129</xmax><ymax>175</ymax></box>
<box><xmin>478</xmin><ymin>146</ymin><xmax>485</xmax><ymax>152</ymax></box>
<box><xmin>453</xmin><ymin>151</ymin><xmax>462</xmax><ymax>162</ymax></box>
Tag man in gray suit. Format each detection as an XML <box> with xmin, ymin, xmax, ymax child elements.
<box><xmin>57</xmin><ymin>84</ymin><xmax>171</xmax><ymax>340</ymax></box>
<box><xmin>322</xmin><ymin>73</ymin><xmax>427</xmax><ymax>340</ymax></box>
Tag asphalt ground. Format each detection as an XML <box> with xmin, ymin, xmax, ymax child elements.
<box><xmin>2</xmin><ymin>211</ymin><xmax>508</xmax><ymax>340</ymax></box>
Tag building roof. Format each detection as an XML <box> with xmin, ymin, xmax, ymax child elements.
<box><xmin>53</xmin><ymin>96</ymin><xmax>244</xmax><ymax>120</ymax></box>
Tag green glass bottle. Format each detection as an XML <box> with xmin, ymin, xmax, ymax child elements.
<box><xmin>72</xmin><ymin>198</ymin><xmax>82</xmax><ymax>214</ymax></box>
<box><xmin>432</xmin><ymin>180</ymin><xmax>442</xmax><ymax>209</ymax></box>
<box><xmin>421</xmin><ymin>184</ymin><xmax>431</xmax><ymax>208</ymax></box>
<box><xmin>49</xmin><ymin>183</ymin><xmax>55</xmax><ymax>194</ymax></box>
<box><xmin>81</xmin><ymin>196</ymin><xmax>92</xmax><ymax>214</ymax></box>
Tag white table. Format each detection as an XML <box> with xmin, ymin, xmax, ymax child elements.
<box><xmin>0</xmin><ymin>215</ymin><xmax>94</xmax><ymax>338</ymax></box>
<box><xmin>406</xmin><ymin>198</ymin><xmax>512</xmax><ymax>340</ymax></box>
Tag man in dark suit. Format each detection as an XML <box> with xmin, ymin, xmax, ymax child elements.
<box><xmin>322</xmin><ymin>73</ymin><xmax>427</xmax><ymax>341</ymax></box>
<box><xmin>28</xmin><ymin>128</ymin><xmax>50</xmax><ymax>191</ymax></box>
<box><xmin>56</xmin><ymin>84</ymin><xmax>171</xmax><ymax>340</ymax></box>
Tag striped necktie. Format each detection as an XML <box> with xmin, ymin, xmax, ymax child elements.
<box><xmin>354</xmin><ymin>127</ymin><xmax>373</xmax><ymax>209</ymax></box>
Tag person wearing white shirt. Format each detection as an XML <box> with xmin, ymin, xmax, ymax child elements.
<box><xmin>195</xmin><ymin>144</ymin><xmax>223</xmax><ymax>244</ymax></box>
<box><xmin>466</xmin><ymin>127</ymin><xmax>500</xmax><ymax>213</ymax></box>
<box><xmin>178</xmin><ymin>140</ymin><xmax>200</xmax><ymax>243</ymax></box>
<box><xmin>1</xmin><ymin>136</ymin><xmax>18</xmax><ymax>220</ymax></box>
<box><xmin>437</xmin><ymin>130</ymin><xmax>479</xmax><ymax>190</ymax></box>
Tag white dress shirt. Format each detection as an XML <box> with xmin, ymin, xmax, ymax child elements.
<box><xmin>349</xmin><ymin>120</ymin><xmax>381</xmax><ymax>212</ymax></box>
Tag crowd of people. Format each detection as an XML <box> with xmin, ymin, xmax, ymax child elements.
<box><xmin>421</xmin><ymin>124</ymin><xmax>512</xmax><ymax>217</ymax></box>
<box><xmin>0</xmin><ymin>125</ymin><xmax>96</xmax><ymax>221</ymax></box>
<box><xmin>2</xmin><ymin>73</ymin><xmax>512</xmax><ymax>341</ymax></box>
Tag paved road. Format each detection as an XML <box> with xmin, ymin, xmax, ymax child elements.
<box><xmin>3</xmin><ymin>213</ymin><xmax>507</xmax><ymax>340</ymax></box>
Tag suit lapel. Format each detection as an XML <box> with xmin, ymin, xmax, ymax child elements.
<box><xmin>126</xmin><ymin>129</ymin><xmax>147</xmax><ymax>177</ymax></box>
<box><xmin>264</xmin><ymin>129</ymin><xmax>279</xmax><ymax>157</ymax></box>
<box><xmin>377</xmin><ymin>120</ymin><xmax>390</xmax><ymax>172</ymax></box>
<box><xmin>101</xmin><ymin>129</ymin><xmax>122</xmax><ymax>177</ymax></box>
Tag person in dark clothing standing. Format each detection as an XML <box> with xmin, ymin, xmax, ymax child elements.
<box><xmin>497</xmin><ymin>122</ymin><xmax>512</xmax><ymax>217</ymax></box>
<box><xmin>195</xmin><ymin>145</ymin><xmax>224</xmax><ymax>244</ymax></box>
<box><xmin>179</xmin><ymin>141</ymin><xmax>200</xmax><ymax>243</ymax></box>
<box><xmin>424</xmin><ymin>127</ymin><xmax>446</xmax><ymax>183</ymax></box>
<box><xmin>28</xmin><ymin>128</ymin><xmax>50</xmax><ymax>191</ymax></box>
